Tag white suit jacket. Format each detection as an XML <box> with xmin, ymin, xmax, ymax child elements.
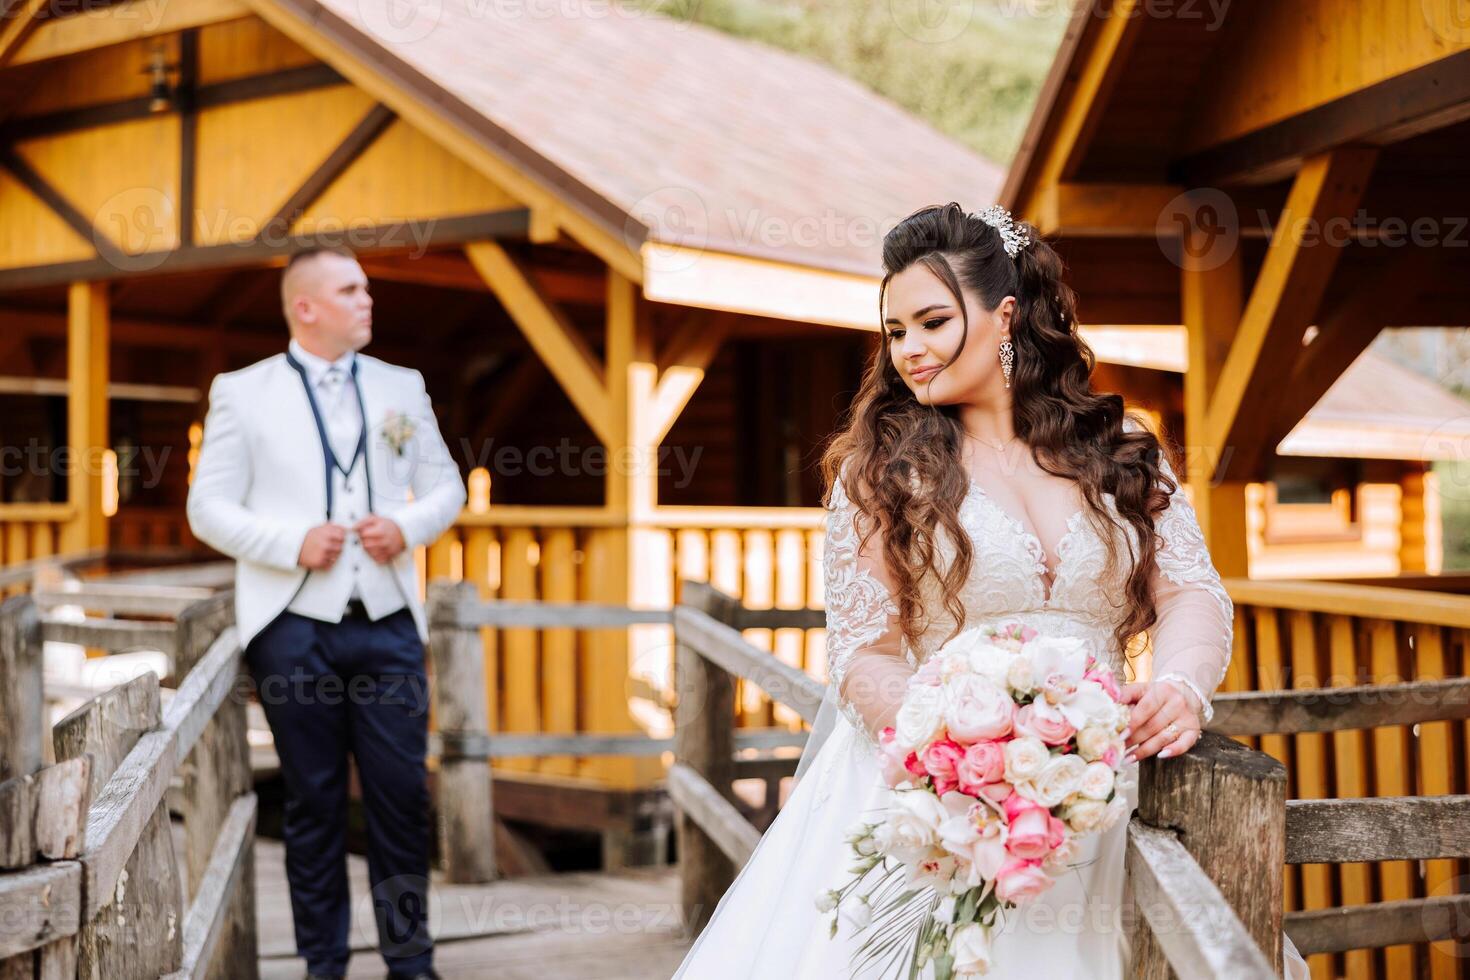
<box><xmin>187</xmin><ymin>351</ymin><xmax>466</xmax><ymax>645</ymax></box>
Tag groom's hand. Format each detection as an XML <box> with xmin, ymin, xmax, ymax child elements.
<box><xmin>354</xmin><ymin>515</ymin><xmax>406</xmax><ymax>563</ymax></box>
<box><xmin>299</xmin><ymin>523</ymin><xmax>347</xmax><ymax>570</ymax></box>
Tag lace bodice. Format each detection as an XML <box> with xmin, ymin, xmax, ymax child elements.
<box><xmin>822</xmin><ymin>451</ymin><xmax>1234</xmax><ymax>742</ymax></box>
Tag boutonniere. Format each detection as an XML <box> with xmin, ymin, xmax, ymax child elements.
<box><xmin>380</xmin><ymin>410</ymin><xmax>418</xmax><ymax>457</ymax></box>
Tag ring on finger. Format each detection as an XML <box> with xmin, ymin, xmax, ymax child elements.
<box><xmin>1163</xmin><ymin>721</ymin><xmax>1181</xmax><ymax>740</ymax></box>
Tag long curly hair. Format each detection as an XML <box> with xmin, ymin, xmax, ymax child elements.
<box><xmin>821</xmin><ymin>202</ymin><xmax>1175</xmax><ymax>655</ymax></box>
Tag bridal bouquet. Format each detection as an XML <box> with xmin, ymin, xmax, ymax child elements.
<box><xmin>817</xmin><ymin>623</ymin><xmax>1133</xmax><ymax>978</ymax></box>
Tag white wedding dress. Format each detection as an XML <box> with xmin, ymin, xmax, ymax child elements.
<box><xmin>673</xmin><ymin>448</ymin><xmax>1305</xmax><ymax>979</ymax></box>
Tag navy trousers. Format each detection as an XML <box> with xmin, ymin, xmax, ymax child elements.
<box><xmin>246</xmin><ymin>607</ymin><xmax>433</xmax><ymax>977</ymax></box>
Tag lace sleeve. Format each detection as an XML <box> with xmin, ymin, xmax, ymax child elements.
<box><xmin>824</xmin><ymin>476</ymin><xmax>910</xmax><ymax>737</ymax></box>
<box><xmin>1147</xmin><ymin>451</ymin><xmax>1234</xmax><ymax>725</ymax></box>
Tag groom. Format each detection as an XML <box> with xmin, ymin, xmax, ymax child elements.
<box><xmin>187</xmin><ymin>247</ymin><xmax>466</xmax><ymax>980</ymax></box>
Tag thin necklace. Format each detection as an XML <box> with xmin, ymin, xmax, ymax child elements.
<box><xmin>963</xmin><ymin>429</ymin><xmax>1017</xmax><ymax>453</ymax></box>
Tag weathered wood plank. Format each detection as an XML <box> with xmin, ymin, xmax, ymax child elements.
<box><xmin>40</xmin><ymin>618</ymin><xmax>178</xmax><ymax>656</ymax></box>
<box><xmin>1285</xmin><ymin>894</ymin><xmax>1470</xmax><ymax>955</ymax></box>
<box><xmin>160</xmin><ymin>793</ymin><xmax>256</xmax><ymax>980</ymax></box>
<box><xmin>33</xmin><ymin>756</ymin><xmax>91</xmax><ymax>860</ymax></box>
<box><xmin>54</xmin><ymin>673</ymin><xmax>183</xmax><ymax>977</ymax></box>
<box><xmin>671</xmin><ymin>606</ymin><xmax>823</xmax><ymax>723</ymax></box>
<box><xmin>435</xmin><ymin>597</ymin><xmax>672</xmax><ymax>630</ymax></box>
<box><xmin>0</xmin><ymin>862</ymin><xmax>82</xmax><ymax>959</ymax></box>
<box><xmin>672</xmin><ymin>585</ymin><xmax>740</xmax><ymax>934</ymax></box>
<box><xmin>161</xmin><ymin>628</ymin><xmax>242</xmax><ymax>763</ymax></box>
<box><xmin>1207</xmin><ymin>676</ymin><xmax>1470</xmax><ymax>735</ymax></box>
<box><xmin>435</xmin><ymin>727</ymin><xmax>806</xmax><ymax>760</ymax></box>
<box><xmin>428</xmin><ymin>581</ymin><xmax>496</xmax><ymax>884</ymax></box>
<box><xmin>0</xmin><ymin>595</ymin><xmax>43</xmax><ymax>783</ymax></box>
<box><xmin>1223</xmin><ymin>579</ymin><xmax>1470</xmax><ymax>631</ymax></box>
<box><xmin>1126</xmin><ymin>822</ymin><xmax>1277</xmax><ymax>979</ymax></box>
<box><xmin>665</xmin><ymin>764</ymin><xmax>759</xmax><ymax>869</ymax></box>
<box><xmin>1132</xmin><ymin>733</ymin><xmax>1286</xmax><ymax>978</ymax></box>
<box><xmin>34</xmin><ymin>584</ymin><xmax>214</xmax><ymax>618</ymax></box>
<box><xmin>0</xmin><ymin>774</ymin><xmax>34</xmax><ymax>869</ymax></box>
<box><xmin>1286</xmin><ymin>796</ymin><xmax>1470</xmax><ymax>864</ymax></box>
<box><xmin>171</xmin><ymin>592</ymin><xmax>256</xmax><ymax>980</ymax></box>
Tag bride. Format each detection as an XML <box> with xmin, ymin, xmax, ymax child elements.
<box><xmin>673</xmin><ymin>203</ymin><xmax>1304</xmax><ymax>979</ymax></box>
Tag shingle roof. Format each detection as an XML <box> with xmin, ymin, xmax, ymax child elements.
<box><xmin>306</xmin><ymin>0</ymin><xmax>1005</xmax><ymax>277</ymax></box>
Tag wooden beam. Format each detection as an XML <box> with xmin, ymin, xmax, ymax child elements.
<box><xmin>1034</xmin><ymin>182</ymin><xmax>1185</xmax><ymax>236</ymax></box>
<box><xmin>463</xmin><ymin>241</ymin><xmax>612</xmax><ymax>446</ymax></box>
<box><xmin>0</xmin><ymin>0</ymin><xmax>47</xmax><ymax>68</ymax></box>
<box><xmin>1177</xmin><ymin>48</ymin><xmax>1470</xmax><ymax>187</ymax></box>
<box><xmin>272</xmin><ymin>103</ymin><xmax>396</xmax><ymax>234</ymax></box>
<box><xmin>1021</xmin><ymin>0</ymin><xmax>1147</xmax><ymax>212</ymax></box>
<box><xmin>0</xmin><ymin>63</ymin><xmax>346</xmax><ymax>142</ymax></box>
<box><xmin>62</xmin><ymin>282</ymin><xmax>108</xmax><ymax>553</ymax></box>
<box><xmin>0</xmin><ymin>210</ymin><xmax>530</xmax><ymax>292</ymax></box>
<box><xmin>9</xmin><ymin>0</ymin><xmax>249</xmax><ymax>67</ymax></box>
<box><xmin>1268</xmin><ymin>245</ymin><xmax>1452</xmax><ymax>448</ymax></box>
<box><xmin>1206</xmin><ymin>147</ymin><xmax>1378</xmax><ymax>481</ymax></box>
<box><xmin>177</xmin><ymin>29</ymin><xmax>199</xmax><ymax>249</ymax></box>
<box><xmin>649</xmin><ymin>311</ymin><xmax>729</xmax><ymax>446</ymax></box>
<box><xmin>0</xmin><ymin>146</ymin><xmax>124</xmax><ymax>267</ymax></box>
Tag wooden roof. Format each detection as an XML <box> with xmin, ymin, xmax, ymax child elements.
<box><xmin>283</xmin><ymin>0</ymin><xmax>1003</xmax><ymax>278</ymax></box>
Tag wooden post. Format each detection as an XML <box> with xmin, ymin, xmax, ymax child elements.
<box><xmin>0</xmin><ymin>595</ymin><xmax>43</xmax><ymax>783</ymax></box>
<box><xmin>54</xmin><ymin>673</ymin><xmax>184</xmax><ymax>980</ymax></box>
<box><xmin>427</xmin><ymin>580</ymin><xmax>497</xmax><ymax>883</ymax></box>
<box><xmin>174</xmin><ymin>591</ymin><xmax>258</xmax><ymax>980</ymax></box>
<box><xmin>1131</xmin><ymin>733</ymin><xmax>1287</xmax><ymax>979</ymax></box>
<box><xmin>63</xmin><ymin>282</ymin><xmax>109</xmax><ymax>554</ymax></box>
<box><xmin>672</xmin><ymin>582</ymin><xmax>738</xmax><ymax>934</ymax></box>
<box><xmin>1181</xmin><ymin>229</ymin><xmax>1249</xmax><ymax>578</ymax></box>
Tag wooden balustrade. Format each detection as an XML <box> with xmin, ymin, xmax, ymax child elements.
<box><xmin>0</xmin><ymin>589</ymin><xmax>257</xmax><ymax>980</ymax></box>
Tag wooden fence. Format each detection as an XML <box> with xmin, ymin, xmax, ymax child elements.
<box><xmin>1224</xmin><ymin>578</ymin><xmax>1470</xmax><ymax>980</ymax></box>
<box><xmin>0</xmin><ymin>581</ymin><xmax>257</xmax><ymax>980</ymax></box>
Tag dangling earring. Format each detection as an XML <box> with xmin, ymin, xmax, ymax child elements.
<box><xmin>999</xmin><ymin>335</ymin><xmax>1014</xmax><ymax>389</ymax></box>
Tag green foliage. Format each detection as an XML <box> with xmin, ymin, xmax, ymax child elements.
<box><xmin>1434</xmin><ymin>460</ymin><xmax>1470</xmax><ymax>571</ymax></box>
<box><xmin>627</xmin><ymin>0</ymin><xmax>1070</xmax><ymax>163</ymax></box>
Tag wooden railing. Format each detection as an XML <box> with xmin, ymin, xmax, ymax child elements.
<box><xmin>667</xmin><ymin>581</ymin><xmax>1282</xmax><ymax>977</ymax></box>
<box><xmin>1221</xmin><ymin>577</ymin><xmax>1470</xmax><ymax>979</ymax></box>
<box><xmin>0</xmin><ymin>589</ymin><xmax>257</xmax><ymax>980</ymax></box>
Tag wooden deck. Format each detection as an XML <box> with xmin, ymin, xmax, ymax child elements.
<box><xmin>252</xmin><ymin>838</ymin><xmax>692</xmax><ymax>979</ymax></box>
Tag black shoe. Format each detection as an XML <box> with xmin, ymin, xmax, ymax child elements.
<box><xmin>305</xmin><ymin>974</ymin><xmax>344</xmax><ymax>980</ymax></box>
<box><xmin>387</xmin><ymin>972</ymin><xmax>440</xmax><ymax>980</ymax></box>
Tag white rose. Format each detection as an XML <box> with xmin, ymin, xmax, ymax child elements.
<box><xmin>874</xmin><ymin>790</ymin><xmax>947</xmax><ymax>863</ymax></box>
<box><xmin>944</xmin><ymin>680</ymin><xmax>1016</xmax><ymax>742</ymax></box>
<box><xmin>1075</xmin><ymin>725</ymin><xmax>1112</xmax><ymax>762</ymax></box>
<box><xmin>1102</xmin><ymin>794</ymin><xmax>1132</xmax><ymax>831</ymax></box>
<box><xmin>1042</xmin><ymin>834</ymin><xmax>1079</xmax><ymax>873</ymax></box>
<box><xmin>1005</xmin><ymin>655</ymin><xmax>1035</xmax><ymax>694</ymax></box>
<box><xmin>895</xmin><ymin>685</ymin><xmax>945</xmax><ymax>749</ymax></box>
<box><xmin>1065</xmin><ymin>798</ymin><xmax>1110</xmax><ymax>833</ymax></box>
<box><xmin>1003</xmin><ymin>736</ymin><xmax>1050</xmax><ymax>783</ymax></box>
<box><xmin>814</xmin><ymin>889</ymin><xmax>838</xmax><ymax>913</ymax></box>
<box><xmin>1026</xmin><ymin>754</ymin><xmax>1087</xmax><ymax>807</ymax></box>
<box><xmin>1079</xmin><ymin>761</ymin><xmax>1115</xmax><ymax>800</ymax></box>
<box><xmin>842</xmin><ymin>897</ymin><xmax>872</xmax><ymax>929</ymax></box>
<box><xmin>950</xmin><ymin>923</ymin><xmax>993</xmax><ymax>977</ymax></box>
<box><xmin>968</xmin><ymin>643</ymin><xmax>1015</xmax><ymax>687</ymax></box>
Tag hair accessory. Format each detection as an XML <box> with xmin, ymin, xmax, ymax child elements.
<box><xmin>971</xmin><ymin>205</ymin><xmax>1031</xmax><ymax>259</ymax></box>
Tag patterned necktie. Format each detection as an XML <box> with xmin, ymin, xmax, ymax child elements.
<box><xmin>319</xmin><ymin>367</ymin><xmax>356</xmax><ymax>465</ymax></box>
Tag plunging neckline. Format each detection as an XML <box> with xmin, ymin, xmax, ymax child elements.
<box><xmin>966</xmin><ymin>481</ymin><xmax>1088</xmax><ymax>605</ymax></box>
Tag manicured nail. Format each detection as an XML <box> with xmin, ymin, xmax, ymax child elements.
<box><xmin>1158</xmin><ymin>748</ymin><xmax>1172</xmax><ymax>759</ymax></box>
<box><xmin>1124</xmin><ymin>752</ymin><xmax>1137</xmax><ymax>764</ymax></box>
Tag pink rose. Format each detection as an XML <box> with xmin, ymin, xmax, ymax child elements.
<box><xmin>1085</xmin><ymin>667</ymin><xmax>1121</xmax><ymax>701</ymax></box>
<box><xmin>1014</xmin><ymin>702</ymin><xmax>1076</xmax><ymax>747</ymax></box>
<box><xmin>922</xmin><ymin>738</ymin><xmax>965</xmax><ymax>796</ymax></box>
<box><xmin>1004</xmin><ymin>800</ymin><xmax>1066</xmax><ymax>860</ymax></box>
<box><xmin>905</xmin><ymin>751</ymin><xmax>926</xmax><ymax>778</ymax></box>
<box><xmin>878</xmin><ymin>727</ymin><xmax>910</xmax><ymax>787</ymax></box>
<box><xmin>995</xmin><ymin>857</ymin><xmax>1054</xmax><ymax>903</ymax></box>
<box><xmin>956</xmin><ymin>741</ymin><xmax>1006</xmax><ymax>794</ymax></box>
<box><xmin>977</xmin><ymin>780</ymin><xmax>1013</xmax><ymax>806</ymax></box>
<box><xmin>945</xmin><ymin>683</ymin><xmax>1016</xmax><ymax>742</ymax></box>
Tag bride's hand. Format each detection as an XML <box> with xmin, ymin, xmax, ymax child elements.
<box><xmin>1119</xmin><ymin>680</ymin><xmax>1202</xmax><ymax>762</ymax></box>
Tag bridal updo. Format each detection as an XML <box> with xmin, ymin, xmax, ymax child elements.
<box><xmin>821</xmin><ymin>202</ymin><xmax>1174</xmax><ymax>658</ymax></box>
